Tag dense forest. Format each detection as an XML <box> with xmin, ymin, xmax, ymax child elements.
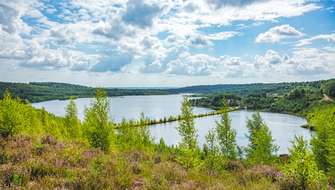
<box><xmin>0</xmin><ymin>88</ymin><xmax>334</xmax><ymax>189</ymax></box>
<box><xmin>191</xmin><ymin>79</ymin><xmax>335</xmax><ymax>116</ymax></box>
<box><xmin>0</xmin><ymin>79</ymin><xmax>333</xmax><ymax>104</ymax></box>
<box><xmin>0</xmin><ymin>82</ymin><xmax>171</xmax><ymax>102</ymax></box>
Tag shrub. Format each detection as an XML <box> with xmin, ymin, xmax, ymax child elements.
<box><xmin>64</xmin><ymin>98</ymin><xmax>81</xmax><ymax>138</ymax></box>
<box><xmin>0</xmin><ymin>90</ymin><xmax>26</xmax><ymax>138</ymax></box>
<box><xmin>282</xmin><ymin>136</ymin><xmax>327</xmax><ymax>189</ymax></box>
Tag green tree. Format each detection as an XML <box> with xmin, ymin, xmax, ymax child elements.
<box><xmin>245</xmin><ymin>113</ymin><xmax>278</xmax><ymax>165</ymax></box>
<box><xmin>284</xmin><ymin>136</ymin><xmax>327</xmax><ymax>189</ymax></box>
<box><xmin>177</xmin><ymin>96</ymin><xmax>198</xmax><ymax>150</ymax></box>
<box><xmin>0</xmin><ymin>90</ymin><xmax>26</xmax><ymax>138</ymax></box>
<box><xmin>175</xmin><ymin>97</ymin><xmax>200</xmax><ymax>169</ymax></box>
<box><xmin>83</xmin><ymin>89</ymin><xmax>113</xmax><ymax>151</ymax></box>
<box><xmin>216</xmin><ymin>99</ymin><xmax>237</xmax><ymax>160</ymax></box>
<box><xmin>203</xmin><ymin>129</ymin><xmax>225</xmax><ymax>172</ymax></box>
<box><xmin>64</xmin><ymin>98</ymin><xmax>81</xmax><ymax>138</ymax></box>
<box><xmin>322</xmin><ymin>80</ymin><xmax>335</xmax><ymax>97</ymax></box>
<box><xmin>310</xmin><ymin>104</ymin><xmax>335</xmax><ymax>178</ymax></box>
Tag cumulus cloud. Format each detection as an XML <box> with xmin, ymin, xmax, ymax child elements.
<box><xmin>296</xmin><ymin>33</ymin><xmax>335</xmax><ymax>47</ymax></box>
<box><xmin>207</xmin><ymin>31</ymin><xmax>240</xmax><ymax>40</ymax></box>
<box><xmin>162</xmin><ymin>52</ymin><xmax>245</xmax><ymax>76</ymax></box>
<box><xmin>187</xmin><ymin>34</ymin><xmax>213</xmax><ymax>48</ymax></box>
<box><xmin>206</xmin><ymin>0</ymin><xmax>268</xmax><ymax>8</ymax></box>
<box><xmin>0</xmin><ymin>0</ymin><xmax>332</xmax><ymax>85</ymax></box>
<box><xmin>185</xmin><ymin>31</ymin><xmax>239</xmax><ymax>48</ymax></box>
<box><xmin>19</xmin><ymin>41</ymin><xmax>98</xmax><ymax>71</ymax></box>
<box><xmin>166</xmin><ymin>53</ymin><xmax>219</xmax><ymax>76</ymax></box>
<box><xmin>256</xmin><ymin>24</ymin><xmax>303</xmax><ymax>43</ymax></box>
<box><xmin>93</xmin><ymin>19</ymin><xmax>135</xmax><ymax>40</ymax></box>
<box><xmin>254</xmin><ymin>48</ymin><xmax>335</xmax><ymax>76</ymax></box>
<box><xmin>0</xmin><ymin>28</ymin><xmax>26</xmax><ymax>59</ymax></box>
<box><xmin>0</xmin><ymin>4</ymin><xmax>18</xmax><ymax>33</ymax></box>
<box><xmin>122</xmin><ymin>0</ymin><xmax>161</xmax><ymax>28</ymax></box>
<box><xmin>255</xmin><ymin>50</ymin><xmax>287</xmax><ymax>65</ymax></box>
<box><xmin>91</xmin><ymin>52</ymin><xmax>133</xmax><ymax>72</ymax></box>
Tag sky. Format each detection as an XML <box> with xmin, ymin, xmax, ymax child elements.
<box><xmin>0</xmin><ymin>0</ymin><xmax>334</xmax><ymax>87</ymax></box>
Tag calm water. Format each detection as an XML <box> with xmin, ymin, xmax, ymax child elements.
<box><xmin>33</xmin><ymin>94</ymin><xmax>311</xmax><ymax>154</ymax></box>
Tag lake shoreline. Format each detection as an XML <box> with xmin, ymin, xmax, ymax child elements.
<box><xmin>32</xmin><ymin>94</ymin><xmax>312</xmax><ymax>155</ymax></box>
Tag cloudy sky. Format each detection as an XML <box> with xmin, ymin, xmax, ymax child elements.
<box><xmin>0</xmin><ymin>0</ymin><xmax>334</xmax><ymax>87</ymax></box>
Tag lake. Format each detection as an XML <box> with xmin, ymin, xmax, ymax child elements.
<box><xmin>33</xmin><ymin>94</ymin><xmax>312</xmax><ymax>154</ymax></box>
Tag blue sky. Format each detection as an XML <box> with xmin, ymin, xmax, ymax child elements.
<box><xmin>0</xmin><ymin>0</ymin><xmax>334</xmax><ymax>87</ymax></box>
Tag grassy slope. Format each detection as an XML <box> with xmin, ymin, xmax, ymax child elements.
<box><xmin>0</xmin><ymin>135</ymin><xmax>281</xmax><ymax>190</ymax></box>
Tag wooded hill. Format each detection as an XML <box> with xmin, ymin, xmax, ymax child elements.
<box><xmin>0</xmin><ymin>82</ymin><xmax>171</xmax><ymax>102</ymax></box>
<box><xmin>0</xmin><ymin>78</ymin><xmax>334</xmax><ymax>103</ymax></box>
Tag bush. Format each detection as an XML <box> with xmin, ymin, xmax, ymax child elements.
<box><xmin>282</xmin><ymin>136</ymin><xmax>327</xmax><ymax>189</ymax></box>
<box><xmin>0</xmin><ymin>91</ymin><xmax>26</xmax><ymax>138</ymax></box>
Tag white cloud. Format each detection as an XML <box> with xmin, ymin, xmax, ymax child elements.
<box><xmin>20</xmin><ymin>40</ymin><xmax>99</xmax><ymax>71</ymax></box>
<box><xmin>158</xmin><ymin>0</ymin><xmax>320</xmax><ymax>33</ymax></box>
<box><xmin>0</xmin><ymin>0</ymin><xmax>332</xmax><ymax>86</ymax></box>
<box><xmin>207</xmin><ymin>31</ymin><xmax>240</xmax><ymax>40</ymax></box>
<box><xmin>254</xmin><ymin>48</ymin><xmax>335</xmax><ymax>76</ymax></box>
<box><xmin>187</xmin><ymin>34</ymin><xmax>213</xmax><ymax>48</ymax></box>
<box><xmin>93</xmin><ymin>19</ymin><xmax>135</xmax><ymax>40</ymax></box>
<box><xmin>255</xmin><ymin>24</ymin><xmax>303</xmax><ymax>43</ymax></box>
<box><xmin>296</xmin><ymin>33</ymin><xmax>335</xmax><ymax>46</ymax></box>
<box><xmin>166</xmin><ymin>53</ymin><xmax>219</xmax><ymax>76</ymax></box>
<box><xmin>206</xmin><ymin>0</ymin><xmax>269</xmax><ymax>8</ymax></box>
<box><xmin>0</xmin><ymin>28</ymin><xmax>26</xmax><ymax>59</ymax></box>
<box><xmin>122</xmin><ymin>0</ymin><xmax>161</xmax><ymax>28</ymax></box>
<box><xmin>255</xmin><ymin>50</ymin><xmax>287</xmax><ymax>65</ymax></box>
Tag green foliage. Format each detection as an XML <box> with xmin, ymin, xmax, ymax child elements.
<box><xmin>283</xmin><ymin>136</ymin><xmax>327</xmax><ymax>189</ymax></box>
<box><xmin>0</xmin><ymin>82</ymin><xmax>171</xmax><ymax>103</ymax></box>
<box><xmin>322</xmin><ymin>79</ymin><xmax>335</xmax><ymax>97</ymax></box>
<box><xmin>203</xmin><ymin>129</ymin><xmax>226</xmax><ymax>172</ymax></box>
<box><xmin>1</xmin><ymin>84</ymin><xmax>335</xmax><ymax>188</ymax></box>
<box><xmin>117</xmin><ymin>119</ymin><xmax>153</xmax><ymax>150</ymax></box>
<box><xmin>64</xmin><ymin>98</ymin><xmax>81</xmax><ymax>138</ymax></box>
<box><xmin>175</xmin><ymin>147</ymin><xmax>201</xmax><ymax>169</ymax></box>
<box><xmin>175</xmin><ymin>97</ymin><xmax>200</xmax><ymax>169</ymax></box>
<box><xmin>215</xmin><ymin>99</ymin><xmax>238</xmax><ymax>160</ymax></box>
<box><xmin>83</xmin><ymin>89</ymin><xmax>113</xmax><ymax>151</ymax></box>
<box><xmin>286</xmin><ymin>88</ymin><xmax>306</xmax><ymax>100</ymax></box>
<box><xmin>191</xmin><ymin>79</ymin><xmax>329</xmax><ymax>115</ymax></box>
<box><xmin>175</xmin><ymin>80</ymin><xmax>323</xmax><ymax>95</ymax></box>
<box><xmin>0</xmin><ymin>90</ymin><xmax>27</xmax><ymax>138</ymax></box>
<box><xmin>177</xmin><ymin>97</ymin><xmax>198</xmax><ymax>150</ymax></box>
<box><xmin>309</xmin><ymin>103</ymin><xmax>335</xmax><ymax>177</ymax></box>
<box><xmin>245</xmin><ymin>113</ymin><xmax>278</xmax><ymax>165</ymax></box>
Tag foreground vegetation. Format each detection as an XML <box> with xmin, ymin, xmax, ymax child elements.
<box><xmin>0</xmin><ymin>89</ymin><xmax>334</xmax><ymax>189</ymax></box>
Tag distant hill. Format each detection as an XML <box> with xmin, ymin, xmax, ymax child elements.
<box><xmin>172</xmin><ymin>80</ymin><xmax>326</xmax><ymax>95</ymax></box>
<box><xmin>0</xmin><ymin>82</ymin><xmax>171</xmax><ymax>102</ymax></box>
<box><xmin>0</xmin><ymin>79</ymin><xmax>333</xmax><ymax>102</ymax></box>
